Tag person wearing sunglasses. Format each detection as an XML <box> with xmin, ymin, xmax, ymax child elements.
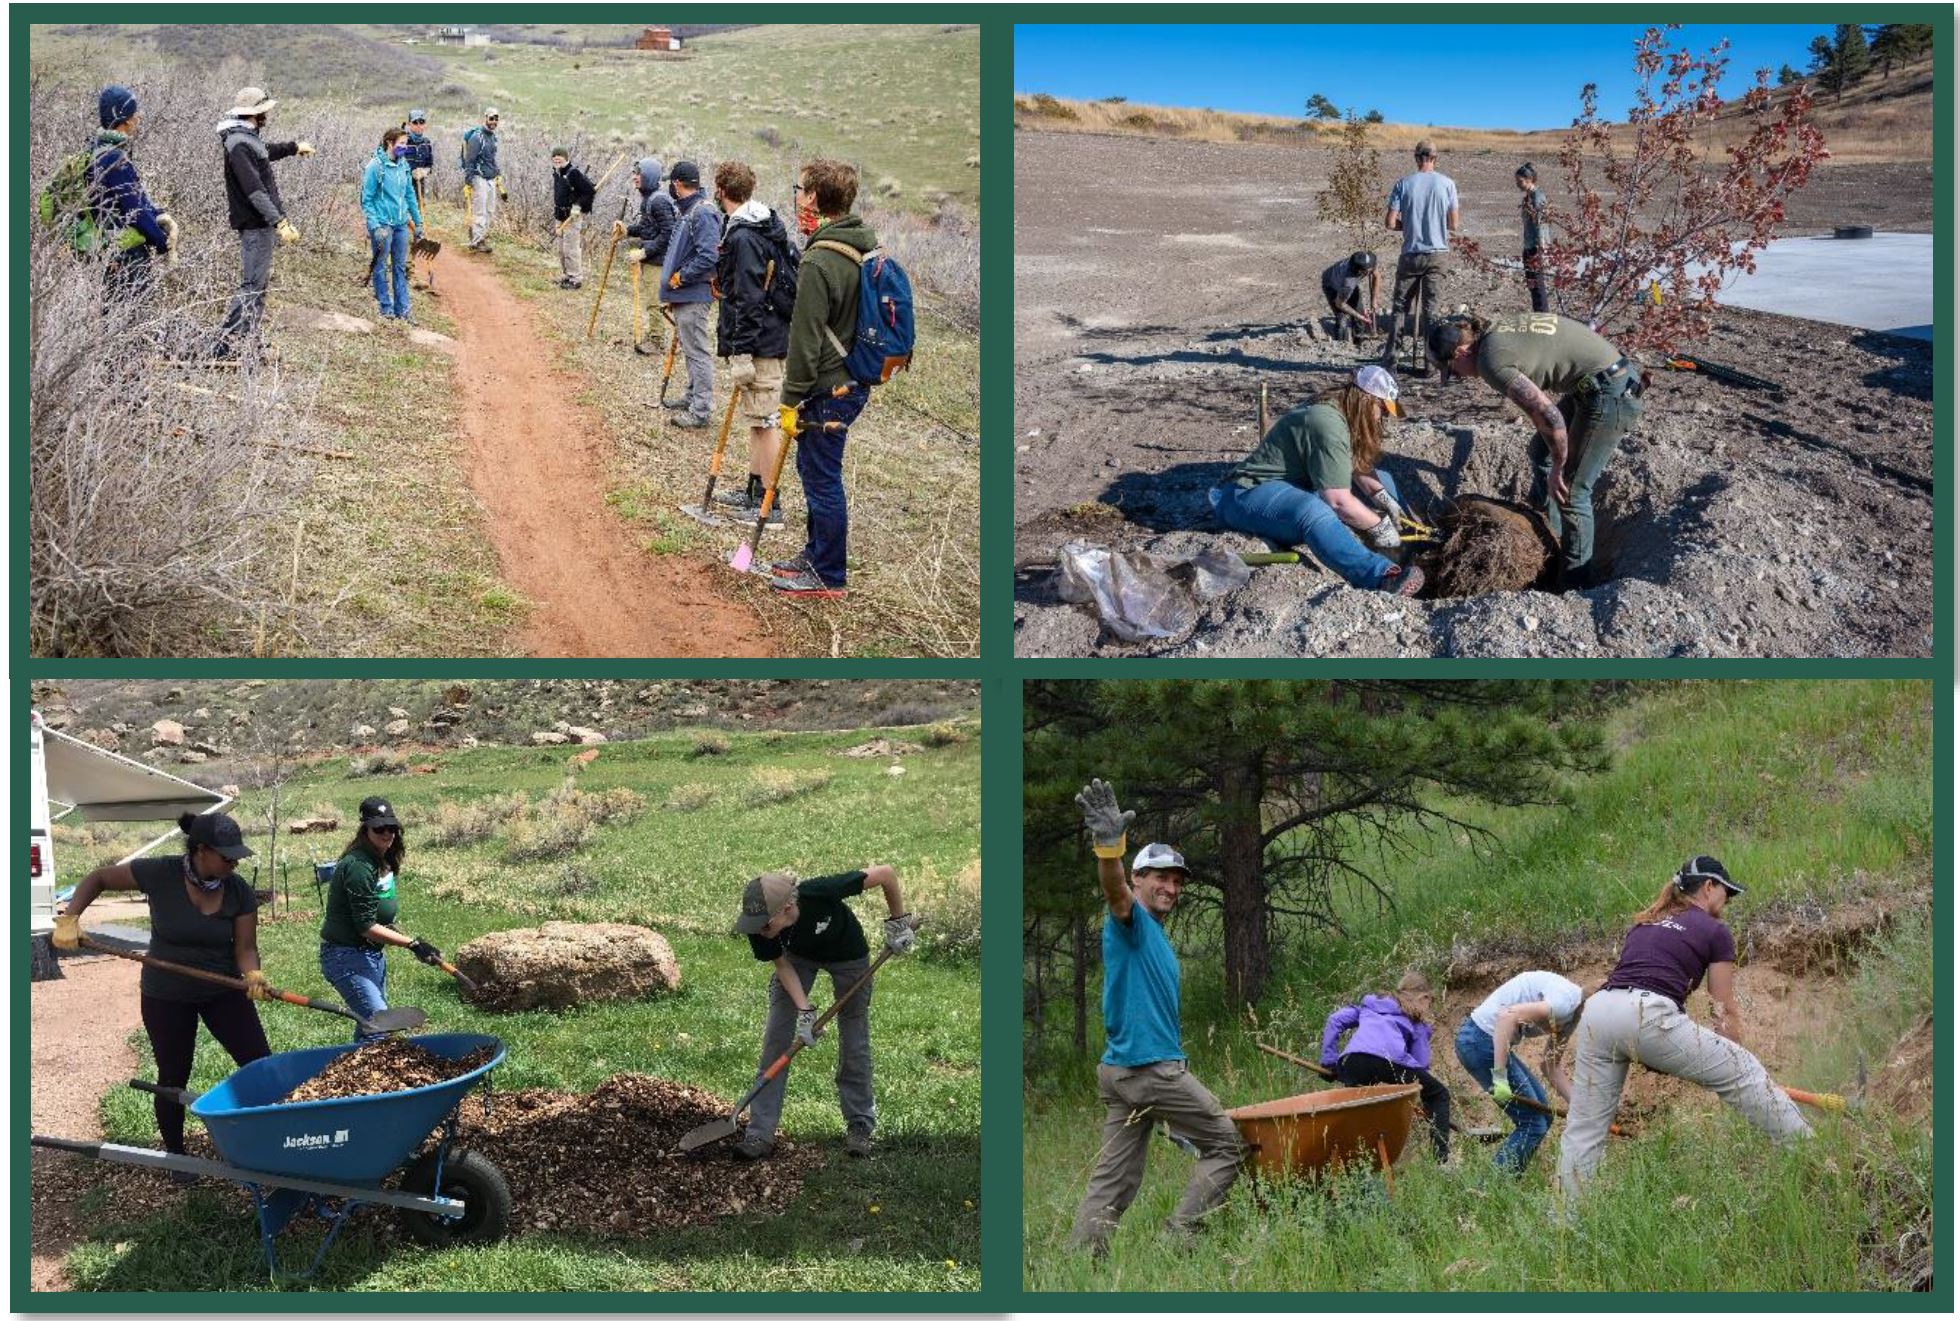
<box><xmin>318</xmin><ymin>797</ymin><xmax>443</xmax><ymax>1042</ymax></box>
<box><xmin>1557</xmin><ymin>856</ymin><xmax>1810</xmax><ymax>1198</ymax></box>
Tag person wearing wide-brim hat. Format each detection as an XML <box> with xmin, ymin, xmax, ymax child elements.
<box><xmin>54</xmin><ymin>812</ymin><xmax>271</xmax><ymax>1170</ymax></box>
<box><xmin>1557</xmin><ymin>857</ymin><xmax>1811</xmax><ymax>1198</ymax></box>
<box><xmin>729</xmin><ymin>863</ymin><xmax>915</xmax><ymax>1161</ymax></box>
<box><xmin>213</xmin><ymin>85</ymin><xmax>313</xmax><ymax>358</ymax></box>
<box><xmin>319</xmin><ymin>796</ymin><xmax>444</xmax><ymax>1043</ymax></box>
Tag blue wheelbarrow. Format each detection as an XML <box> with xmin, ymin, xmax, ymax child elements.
<box><xmin>33</xmin><ymin>1032</ymin><xmax>509</xmax><ymax>1279</ymax></box>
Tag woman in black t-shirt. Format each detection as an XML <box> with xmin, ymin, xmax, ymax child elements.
<box><xmin>54</xmin><ymin>812</ymin><xmax>273</xmax><ymax>1162</ymax></box>
<box><xmin>1554</xmin><ymin>856</ymin><xmax>1810</xmax><ymax>1199</ymax></box>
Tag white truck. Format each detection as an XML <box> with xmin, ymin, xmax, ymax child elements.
<box><xmin>29</xmin><ymin>710</ymin><xmax>230</xmax><ymax>980</ymax></box>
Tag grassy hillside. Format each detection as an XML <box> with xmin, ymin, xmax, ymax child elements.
<box><xmin>58</xmin><ymin>721</ymin><xmax>981</xmax><ymax>1292</ymax></box>
<box><xmin>1023</xmin><ymin>680</ymin><xmax>1934</xmax><ymax>1292</ymax></box>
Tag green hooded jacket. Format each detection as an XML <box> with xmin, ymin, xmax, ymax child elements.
<box><xmin>783</xmin><ymin>213</ymin><xmax>877</xmax><ymax>404</ymax></box>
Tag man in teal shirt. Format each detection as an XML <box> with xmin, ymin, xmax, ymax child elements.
<box><xmin>1068</xmin><ymin>779</ymin><xmax>1244</xmax><ymax>1255</ymax></box>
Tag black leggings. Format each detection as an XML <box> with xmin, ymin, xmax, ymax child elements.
<box><xmin>140</xmin><ymin>992</ymin><xmax>271</xmax><ymax>1153</ymax></box>
<box><xmin>1337</xmin><ymin>1051</ymin><xmax>1452</xmax><ymax>1161</ymax></box>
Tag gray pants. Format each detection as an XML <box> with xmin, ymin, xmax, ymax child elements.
<box><xmin>469</xmin><ymin>177</ymin><xmax>497</xmax><ymax>246</ymax></box>
<box><xmin>219</xmin><ymin>226</ymin><xmax>277</xmax><ymax>343</ymax></box>
<box><xmin>1530</xmin><ymin>380</ymin><xmax>1644</xmax><ymax>576</ymax></box>
<box><xmin>670</xmin><ymin>300</ymin><xmax>715</xmax><ymax>420</ymax></box>
<box><xmin>743</xmin><ymin>954</ymin><xmax>874</xmax><ymax>1146</ymax></box>
<box><xmin>1069</xmin><ymin>1059</ymin><xmax>1244</xmax><ymax>1252</ymax></box>
<box><xmin>558</xmin><ymin>212</ymin><xmax>584</xmax><ymax>282</ymax></box>
<box><xmin>1389</xmin><ymin>249</ymin><xmax>1446</xmax><ymax>366</ymax></box>
<box><xmin>1556</xmin><ymin>988</ymin><xmax>1810</xmax><ymax>1199</ymax></box>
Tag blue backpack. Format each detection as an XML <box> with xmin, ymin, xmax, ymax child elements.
<box><xmin>811</xmin><ymin>240</ymin><xmax>915</xmax><ymax>385</ymax></box>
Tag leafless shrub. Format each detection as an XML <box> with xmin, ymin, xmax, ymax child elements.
<box><xmin>422</xmin><ymin>792</ymin><xmax>528</xmax><ymax>847</ymax></box>
<box><xmin>691</xmin><ymin>731</ymin><xmax>731</xmax><ymax>758</ymax></box>
<box><xmin>662</xmin><ymin>783</ymin><xmax>717</xmax><ymax>812</ymax></box>
<box><xmin>347</xmin><ymin>750</ymin><xmax>409</xmax><ymax>777</ymax></box>
<box><xmin>501</xmin><ymin>802</ymin><xmax>596</xmax><ymax>861</ymax></box>
<box><xmin>749</xmin><ymin>767</ymin><xmax>833</xmax><ymax>804</ymax></box>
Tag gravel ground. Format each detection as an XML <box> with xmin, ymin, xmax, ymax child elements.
<box><xmin>1013</xmin><ymin>131</ymin><xmax>1934</xmax><ymax>658</ymax></box>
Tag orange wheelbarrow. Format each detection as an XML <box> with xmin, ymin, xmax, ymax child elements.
<box><xmin>1228</xmin><ymin>1083</ymin><xmax>1422</xmax><ymax>1192</ymax></box>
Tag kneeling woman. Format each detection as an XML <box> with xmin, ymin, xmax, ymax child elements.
<box><xmin>1453</xmin><ymin>968</ymin><xmax>1583</xmax><ymax>1173</ymax></box>
<box><xmin>1210</xmin><ymin>365</ymin><xmax>1423</xmax><ymax>596</ymax></box>
<box><xmin>1319</xmin><ymin>971</ymin><xmax>1451</xmax><ymax>1161</ymax></box>
<box><xmin>319</xmin><ymin>797</ymin><xmax>443</xmax><ymax>1042</ymax></box>
<box><xmin>1556</xmin><ymin>857</ymin><xmax>1809</xmax><ymax>1198</ymax></box>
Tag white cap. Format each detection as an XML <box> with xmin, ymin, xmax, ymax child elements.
<box><xmin>484</xmin><ymin>106</ymin><xmax>501</xmax><ymax>119</ymax></box>
<box><xmin>1132</xmin><ymin>842</ymin><xmax>1188</xmax><ymax>875</ymax></box>
<box><xmin>1353</xmin><ymin>364</ymin><xmax>1403</xmax><ymax>417</ymax></box>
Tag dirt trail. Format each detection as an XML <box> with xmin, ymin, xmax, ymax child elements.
<box><xmin>439</xmin><ymin>250</ymin><xmax>775</xmax><ymax>657</ymax></box>
<box><xmin>29</xmin><ymin>954</ymin><xmax>144</xmax><ymax>1292</ymax></box>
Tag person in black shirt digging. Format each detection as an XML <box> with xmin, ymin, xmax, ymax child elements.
<box><xmin>730</xmin><ymin>866</ymin><xmax>915</xmax><ymax>1159</ymax></box>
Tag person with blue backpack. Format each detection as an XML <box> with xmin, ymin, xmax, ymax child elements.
<box><xmin>658</xmin><ymin>160</ymin><xmax>722</xmax><ymax>429</ymax></box>
<box><xmin>460</xmin><ymin>107</ymin><xmax>503</xmax><ymax>252</ymax></box>
<box><xmin>772</xmin><ymin>158</ymin><xmax>914</xmax><ymax>599</ymax></box>
<box><xmin>361</xmin><ymin>127</ymin><xmax>424</xmax><ymax>323</ymax></box>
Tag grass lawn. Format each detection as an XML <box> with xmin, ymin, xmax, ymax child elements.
<box><xmin>58</xmin><ymin>721</ymin><xmax>981</xmax><ymax>1292</ymax></box>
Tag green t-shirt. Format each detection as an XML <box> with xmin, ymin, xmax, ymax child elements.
<box><xmin>1475</xmin><ymin>312</ymin><xmax>1618</xmax><ymax>398</ymax></box>
<box><xmin>747</xmin><ymin>870</ymin><xmax>870</xmax><ymax>965</ymax></box>
<box><xmin>1229</xmin><ymin>402</ymin><xmax>1355</xmax><ymax>492</ymax></box>
<box><xmin>319</xmin><ymin>845</ymin><xmax>400</xmax><ymax>950</ymax></box>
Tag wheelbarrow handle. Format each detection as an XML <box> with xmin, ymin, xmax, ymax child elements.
<box><xmin>31</xmin><ymin>1134</ymin><xmax>104</xmax><ymax>1158</ymax></box>
<box><xmin>129</xmin><ymin>1078</ymin><xmax>203</xmax><ymax>1107</ymax></box>
<box><xmin>1255</xmin><ymin>1041</ymin><xmax>1336</xmax><ymax>1082</ymax></box>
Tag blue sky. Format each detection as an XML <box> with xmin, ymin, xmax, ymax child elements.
<box><xmin>1015</xmin><ymin>24</ymin><xmax>1836</xmax><ymax>129</ymax></box>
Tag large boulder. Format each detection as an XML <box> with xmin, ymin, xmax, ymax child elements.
<box><xmin>151</xmin><ymin>719</ymin><xmax>185</xmax><ymax>747</ymax></box>
<box><xmin>454</xmin><ymin>922</ymin><xmax>682</xmax><ymax>1012</ymax></box>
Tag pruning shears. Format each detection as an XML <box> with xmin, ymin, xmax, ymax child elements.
<box><xmin>1398</xmin><ymin>514</ymin><xmax>1443</xmax><ymax>545</ymax></box>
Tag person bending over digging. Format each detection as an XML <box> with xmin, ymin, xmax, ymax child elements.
<box><xmin>319</xmin><ymin>797</ymin><xmax>445</xmax><ymax>1044</ymax></box>
<box><xmin>55</xmin><ymin>812</ymin><xmax>270</xmax><ymax>1177</ymax></box>
<box><xmin>1453</xmin><ymin>967</ymin><xmax>1583</xmax><ymax>1174</ymax></box>
<box><xmin>1319</xmin><ymin>970</ymin><xmax>1451</xmax><ymax>1162</ymax></box>
<box><xmin>1321</xmin><ymin>250</ymin><xmax>1379</xmax><ymax>344</ymax></box>
<box><xmin>1557</xmin><ymin>857</ymin><xmax>1810</xmax><ymax>1199</ymax></box>
<box><xmin>1208</xmin><ymin>364</ymin><xmax>1425</xmax><ymax>597</ymax></box>
<box><xmin>1067</xmin><ymin>780</ymin><xmax>1244</xmax><ymax>1256</ymax></box>
<box><xmin>729</xmin><ymin>864</ymin><xmax>915</xmax><ymax>1160</ymax></box>
<box><xmin>1429</xmin><ymin>312</ymin><xmax>1645</xmax><ymax>590</ymax></box>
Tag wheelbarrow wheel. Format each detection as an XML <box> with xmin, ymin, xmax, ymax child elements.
<box><xmin>398</xmin><ymin>1148</ymin><xmax>511</xmax><ymax>1247</ymax></box>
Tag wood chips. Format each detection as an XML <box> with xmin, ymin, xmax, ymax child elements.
<box><xmin>281</xmin><ymin>1041</ymin><xmax>497</xmax><ymax>1104</ymax></box>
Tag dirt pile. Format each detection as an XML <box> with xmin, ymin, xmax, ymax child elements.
<box><xmin>1425</xmin><ymin>498</ymin><xmax>1555</xmax><ymax>597</ymax></box>
<box><xmin>455</xmin><ymin>922</ymin><xmax>682</xmax><ymax>1012</ymax></box>
<box><xmin>283</xmin><ymin>1041</ymin><xmax>496</xmax><ymax>1104</ymax></box>
<box><xmin>453</xmin><ymin>1075</ymin><xmax>819</xmax><ymax>1236</ymax></box>
<box><xmin>1869</xmin><ymin>1013</ymin><xmax>1934</xmax><ymax>1125</ymax></box>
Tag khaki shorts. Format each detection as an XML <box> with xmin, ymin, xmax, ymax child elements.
<box><xmin>731</xmin><ymin>357</ymin><xmax>785</xmax><ymax>426</ymax></box>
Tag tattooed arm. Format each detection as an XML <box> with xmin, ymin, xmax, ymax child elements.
<box><xmin>1505</xmin><ymin>373</ymin><xmax>1571</xmax><ymax>504</ymax></box>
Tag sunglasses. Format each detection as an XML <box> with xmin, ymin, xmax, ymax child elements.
<box><xmin>368</xmin><ymin>823</ymin><xmax>400</xmax><ymax>835</ymax></box>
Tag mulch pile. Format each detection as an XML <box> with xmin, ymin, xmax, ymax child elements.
<box><xmin>1423</xmin><ymin>496</ymin><xmax>1556</xmax><ymax>597</ymax></box>
<box><xmin>449</xmin><ymin>1074</ymin><xmax>820</xmax><ymax>1237</ymax></box>
<box><xmin>282</xmin><ymin>1041</ymin><xmax>498</xmax><ymax>1104</ymax></box>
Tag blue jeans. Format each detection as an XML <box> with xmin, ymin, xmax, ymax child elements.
<box><xmin>1454</xmin><ymin>1018</ymin><xmax>1551</xmax><ymax>1172</ymax></box>
<box><xmin>320</xmin><ymin>942</ymin><xmax>390</xmax><ymax>1044</ymax></box>
<box><xmin>792</xmin><ymin>383</ymin><xmax>870</xmax><ymax>587</ymax></box>
<box><xmin>1210</xmin><ymin>468</ymin><xmax>1403</xmax><ymax>589</ymax></box>
<box><xmin>369</xmin><ymin>224</ymin><xmax>411</xmax><ymax>320</ymax></box>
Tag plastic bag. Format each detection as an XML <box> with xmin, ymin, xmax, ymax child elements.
<box><xmin>1054</xmin><ymin>539</ymin><xmax>1251</xmax><ymax>643</ymax></box>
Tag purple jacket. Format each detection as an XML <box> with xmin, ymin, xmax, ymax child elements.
<box><xmin>1320</xmin><ymin>994</ymin><xmax>1432</xmax><ymax>1071</ymax></box>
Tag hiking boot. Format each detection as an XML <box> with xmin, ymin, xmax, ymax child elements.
<box><xmin>771</xmin><ymin>554</ymin><xmax>813</xmax><ymax>577</ymax></box>
<box><xmin>661</xmin><ymin>397</ymin><xmax>692</xmax><ymax>410</ymax></box>
<box><xmin>674</xmin><ymin>413</ymin><xmax>711</xmax><ymax>430</ymax></box>
<box><xmin>1384</xmin><ymin>564</ymin><xmax>1425</xmax><ymax>598</ymax></box>
<box><xmin>771</xmin><ymin>567</ymin><xmax>846</xmax><ymax>599</ymax></box>
<box><xmin>634</xmin><ymin>339</ymin><xmax>660</xmax><ymax>356</ymax></box>
<box><xmin>1558</xmin><ymin>562</ymin><xmax>1597</xmax><ymax>592</ymax></box>
<box><xmin>844</xmin><ymin>1128</ymin><xmax>875</xmax><ymax>1159</ymax></box>
<box><xmin>730</xmin><ymin>1134</ymin><xmax>775</xmax><ymax>1161</ymax></box>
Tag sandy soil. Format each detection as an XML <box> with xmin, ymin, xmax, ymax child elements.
<box><xmin>1012</xmin><ymin>132</ymin><xmax>1934</xmax><ymax>658</ymax></box>
<box><xmin>440</xmin><ymin>249</ymin><xmax>776</xmax><ymax>658</ymax></box>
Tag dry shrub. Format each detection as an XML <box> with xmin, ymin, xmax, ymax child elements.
<box><xmin>423</xmin><ymin>792</ymin><xmax>527</xmax><ymax>848</ymax></box>
<box><xmin>690</xmin><ymin>731</ymin><xmax>731</xmax><ymax>758</ymax></box>
<box><xmin>1426</xmin><ymin>498</ymin><xmax>1555</xmax><ymax>597</ymax></box>
<box><xmin>662</xmin><ymin>783</ymin><xmax>716</xmax><ymax>812</ymax></box>
<box><xmin>347</xmin><ymin>750</ymin><xmax>409</xmax><ymax>777</ymax></box>
<box><xmin>502</xmin><ymin>802</ymin><xmax>597</xmax><ymax>862</ymax></box>
<box><xmin>922</xmin><ymin>721</ymin><xmax>970</xmax><ymax>748</ymax></box>
<box><xmin>750</xmin><ymin>767</ymin><xmax>833</xmax><ymax>804</ymax></box>
<box><xmin>917</xmin><ymin>858</ymin><xmax>981</xmax><ymax>962</ymax></box>
<box><xmin>543</xmin><ymin>777</ymin><xmax>647</xmax><ymax>825</ymax></box>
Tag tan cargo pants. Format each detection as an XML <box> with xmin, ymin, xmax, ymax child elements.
<box><xmin>1557</xmin><ymin>987</ymin><xmax>1810</xmax><ymax>1198</ymax></box>
<box><xmin>1068</xmin><ymin>1059</ymin><xmax>1244</xmax><ymax>1252</ymax></box>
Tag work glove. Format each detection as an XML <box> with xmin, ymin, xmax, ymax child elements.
<box><xmin>1366</xmin><ymin>515</ymin><xmax>1401</xmax><ymax>552</ymax></box>
<box><xmin>626</xmin><ymin>248</ymin><xmax>646</xmax><ymax>264</ymax></box>
<box><xmin>778</xmin><ymin>404</ymin><xmax>801</xmax><ymax>437</ymax></box>
<box><xmin>796</xmin><ymin>1007</ymin><xmax>820</xmax><ymax>1047</ymax></box>
<box><xmin>1371</xmin><ymin>488</ymin><xmax>1406</xmax><ymax>525</ymax></box>
<box><xmin>1491</xmin><ymin>1078</ymin><xmax>1515</xmax><ymax>1107</ymax></box>
<box><xmin>1075</xmin><ymin>778</ymin><xmax>1135</xmax><ymax>859</ymax></box>
<box><xmin>668</xmin><ymin>271</ymin><xmax>684</xmax><ymax>290</ymax></box>
<box><xmin>611</xmin><ymin>219</ymin><xmax>627</xmax><ymax>240</ymax></box>
<box><xmin>570</xmin><ymin>205</ymin><xmax>583</xmax><ymax>219</ymax></box>
<box><xmin>275</xmin><ymin>218</ymin><xmax>301</xmax><ymax>246</ymax></box>
<box><xmin>243</xmin><ymin>969</ymin><xmax>272</xmax><ymax>1002</ymax></box>
<box><xmin>295</xmin><ymin>141</ymin><xmax>316</xmax><ymax>157</ymax></box>
<box><xmin>52</xmin><ymin>913</ymin><xmax>81</xmax><ymax>952</ymax></box>
<box><xmin>497</xmin><ymin>178</ymin><xmax>508</xmax><ymax>199</ymax></box>
<box><xmin>882</xmin><ymin>915</ymin><xmax>917</xmax><ymax>956</ymax></box>
<box><xmin>408</xmin><ymin>938</ymin><xmax>443</xmax><ymax>967</ymax></box>
<box><xmin>158</xmin><ymin>213</ymin><xmax>181</xmax><ymax>267</ymax></box>
<box><xmin>729</xmin><ymin>354</ymin><xmax>757</xmax><ymax>388</ymax></box>
<box><xmin>412</xmin><ymin>167</ymin><xmax>430</xmax><ymax>181</ymax></box>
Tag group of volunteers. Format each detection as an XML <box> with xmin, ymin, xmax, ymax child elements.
<box><xmin>1066</xmin><ymin>778</ymin><xmax>1811</xmax><ymax>1255</ymax></box>
<box><xmin>52</xmin><ymin>803</ymin><xmax>918</xmax><ymax>1167</ymax></box>
<box><xmin>1211</xmin><ymin>141</ymin><xmax>1644</xmax><ymax>595</ymax></box>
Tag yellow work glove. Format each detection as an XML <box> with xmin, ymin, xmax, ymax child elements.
<box><xmin>52</xmin><ymin>914</ymin><xmax>81</xmax><ymax>951</ymax></box>
<box><xmin>243</xmin><ymin>969</ymin><xmax>272</xmax><ymax>1002</ymax></box>
<box><xmin>611</xmin><ymin>219</ymin><xmax>627</xmax><ymax>240</ymax></box>
<box><xmin>667</xmin><ymin>271</ymin><xmax>682</xmax><ymax>290</ymax></box>
<box><xmin>778</xmin><ymin>404</ymin><xmax>800</xmax><ymax>437</ymax></box>
<box><xmin>497</xmin><ymin>178</ymin><xmax>508</xmax><ymax>199</ymax></box>
<box><xmin>275</xmin><ymin>218</ymin><xmax>301</xmax><ymax>245</ymax></box>
<box><xmin>295</xmin><ymin>141</ymin><xmax>316</xmax><ymax>157</ymax></box>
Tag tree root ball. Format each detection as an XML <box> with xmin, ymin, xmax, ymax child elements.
<box><xmin>1423</xmin><ymin>497</ymin><xmax>1558</xmax><ymax>597</ymax></box>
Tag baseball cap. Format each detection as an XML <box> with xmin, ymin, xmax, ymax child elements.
<box><xmin>408</xmin><ymin>109</ymin><xmax>428</xmax><ymax>124</ymax></box>
<box><xmin>1131</xmin><ymin>842</ymin><xmax>1189</xmax><ymax>876</ymax></box>
<box><xmin>1677</xmin><ymin>855</ymin><xmax>1741</xmax><ymax>896</ymax></box>
<box><xmin>732</xmin><ymin>871</ymin><xmax>799</xmax><ymax>934</ymax></box>
<box><xmin>1414</xmin><ymin>138</ymin><xmax>1436</xmax><ymax>159</ymax></box>
<box><xmin>669</xmin><ymin>160</ymin><xmax>701</xmax><ymax>187</ymax></box>
<box><xmin>484</xmin><ymin>106</ymin><xmax>501</xmax><ymax>120</ymax></box>
<box><xmin>359</xmin><ymin>796</ymin><xmax>402</xmax><ymax>829</ymax></box>
<box><xmin>1353</xmin><ymin>364</ymin><xmax>1403</xmax><ymax>417</ymax></box>
<box><xmin>185</xmin><ymin>812</ymin><xmax>254</xmax><ymax>861</ymax></box>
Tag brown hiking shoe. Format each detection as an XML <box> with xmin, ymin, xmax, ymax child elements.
<box><xmin>1385</xmin><ymin>564</ymin><xmax>1425</xmax><ymax>598</ymax></box>
<box><xmin>844</xmin><ymin>1128</ymin><xmax>875</xmax><ymax>1159</ymax></box>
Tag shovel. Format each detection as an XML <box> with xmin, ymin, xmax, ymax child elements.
<box><xmin>679</xmin><ymin>390</ymin><xmax>743</xmax><ymax>527</ymax></box>
<box><xmin>728</xmin><ymin>386</ymin><xmax>849</xmax><ymax>575</ymax></box>
<box><xmin>679</xmin><ymin>920</ymin><xmax>922</xmax><ymax>1152</ymax></box>
<box><xmin>80</xmin><ymin>936</ymin><xmax>425</xmax><ymax>1037</ymax></box>
<box><xmin>423</xmin><ymin>952</ymin><xmax>480</xmax><ymax>995</ymax></box>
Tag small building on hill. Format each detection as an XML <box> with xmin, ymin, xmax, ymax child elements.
<box><xmin>436</xmin><ymin>27</ymin><xmax>492</xmax><ymax>48</ymax></box>
<box><xmin>635</xmin><ymin>26</ymin><xmax>682</xmax><ymax>52</ymax></box>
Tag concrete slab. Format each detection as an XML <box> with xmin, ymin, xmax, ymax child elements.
<box><xmin>1700</xmin><ymin>232</ymin><xmax>1932</xmax><ymax>341</ymax></box>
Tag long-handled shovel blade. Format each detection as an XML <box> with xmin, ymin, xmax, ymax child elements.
<box><xmin>678</xmin><ymin>504</ymin><xmax>731</xmax><ymax>528</ymax></box>
<box><xmin>678</xmin><ymin>1114</ymin><xmax>741</xmax><ymax>1153</ymax></box>
<box><xmin>364</xmin><ymin>1006</ymin><xmax>429</xmax><ymax>1035</ymax></box>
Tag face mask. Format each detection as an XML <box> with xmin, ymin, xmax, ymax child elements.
<box><xmin>796</xmin><ymin>198</ymin><xmax>821</xmax><ymax>238</ymax></box>
<box><xmin>393</xmin><ymin>145</ymin><xmax>410</xmax><ymax>159</ymax></box>
<box><xmin>184</xmin><ymin>856</ymin><xmax>224</xmax><ymax>893</ymax></box>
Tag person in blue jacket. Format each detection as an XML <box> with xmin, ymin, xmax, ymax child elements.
<box><xmin>360</xmin><ymin>127</ymin><xmax>424</xmax><ymax>323</ymax></box>
<box><xmin>657</xmin><ymin>160</ymin><xmax>722</xmax><ymax>429</ymax></box>
<box><xmin>1319</xmin><ymin>970</ymin><xmax>1451</xmax><ymax>1161</ymax></box>
<box><xmin>88</xmin><ymin>84</ymin><xmax>174</xmax><ymax>301</ymax></box>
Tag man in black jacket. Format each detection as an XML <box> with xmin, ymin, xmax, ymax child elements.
<box><xmin>614</xmin><ymin>157</ymin><xmax>676</xmax><ymax>354</ymax></box>
<box><xmin>550</xmin><ymin>147</ymin><xmax>596</xmax><ymax>290</ymax></box>
<box><xmin>711</xmin><ymin>160</ymin><xmax>796</xmax><ymax>521</ymax></box>
<box><xmin>404</xmin><ymin>110</ymin><xmax>435</xmax><ymax>205</ymax></box>
<box><xmin>214</xmin><ymin>86</ymin><xmax>311</xmax><ymax>356</ymax></box>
